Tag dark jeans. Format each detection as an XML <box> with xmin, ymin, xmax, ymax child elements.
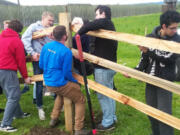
<box><xmin>32</xmin><ymin>61</ymin><xmax>43</xmax><ymax>108</ymax></box>
<box><xmin>146</xmin><ymin>84</ymin><xmax>173</xmax><ymax>135</ymax></box>
<box><xmin>0</xmin><ymin>86</ymin><xmax>2</xmax><ymax>94</ymax></box>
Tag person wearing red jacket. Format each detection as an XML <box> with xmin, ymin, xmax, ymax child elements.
<box><xmin>0</xmin><ymin>20</ymin><xmax>10</xmax><ymax>114</ymax></box>
<box><xmin>0</xmin><ymin>20</ymin><xmax>31</xmax><ymax>133</ymax></box>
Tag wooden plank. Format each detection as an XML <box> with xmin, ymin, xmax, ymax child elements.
<box><xmin>32</xmin><ymin>24</ymin><xmax>180</xmax><ymax>54</ymax></box>
<box><xmin>72</xmin><ymin>48</ymin><xmax>180</xmax><ymax>96</ymax></box>
<box><xmin>59</xmin><ymin>13</ymin><xmax>72</xmax><ymax>48</ymax></box>
<box><xmin>64</xmin><ymin>97</ymin><xmax>73</xmax><ymax>134</ymax></box>
<box><xmin>30</xmin><ymin>73</ymin><xmax>180</xmax><ymax>130</ymax></box>
<box><xmin>59</xmin><ymin>12</ymin><xmax>73</xmax><ymax>134</ymax></box>
<box><xmin>71</xmin><ymin>24</ymin><xmax>180</xmax><ymax>54</ymax></box>
<box><xmin>32</xmin><ymin>26</ymin><xmax>56</xmax><ymax>39</ymax></box>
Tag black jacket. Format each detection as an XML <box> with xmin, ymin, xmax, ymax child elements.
<box><xmin>78</xmin><ymin>18</ymin><xmax>118</xmax><ymax>68</ymax></box>
<box><xmin>136</xmin><ymin>26</ymin><xmax>180</xmax><ymax>81</ymax></box>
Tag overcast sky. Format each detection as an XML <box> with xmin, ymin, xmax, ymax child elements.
<box><xmin>5</xmin><ymin>0</ymin><xmax>165</xmax><ymax>6</ymax></box>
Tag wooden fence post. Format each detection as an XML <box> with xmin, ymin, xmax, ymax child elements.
<box><xmin>59</xmin><ymin>12</ymin><xmax>73</xmax><ymax>134</ymax></box>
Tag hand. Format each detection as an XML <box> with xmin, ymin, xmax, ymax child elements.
<box><xmin>138</xmin><ymin>46</ymin><xmax>148</xmax><ymax>53</ymax></box>
<box><xmin>74</xmin><ymin>54</ymin><xmax>80</xmax><ymax>59</ymax></box>
<box><xmin>47</xmin><ymin>32</ymin><xmax>54</xmax><ymax>40</ymax></box>
<box><xmin>24</xmin><ymin>77</ymin><xmax>31</xmax><ymax>84</ymax></box>
<box><xmin>32</xmin><ymin>53</ymin><xmax>40</xmax><ymax>61</ymax></box>
<box><xmin>123</xmin><ymin>72</ymin><xmax>131</xmax><ymax>78</ymax></box>
<box><xmin>71</xmin><ymin>17</ymin><xmax>83</xmax><ymax>26</ymax></box>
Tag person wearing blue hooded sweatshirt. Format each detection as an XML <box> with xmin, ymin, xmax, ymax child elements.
<box><xmin>39</xmin><ymin>25</ymin><xmax>91</xmax><ymax>135</ymax></box>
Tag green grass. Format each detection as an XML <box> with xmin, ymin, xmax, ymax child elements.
<box><xmin>1</xmin><ymin>12</ymin><xmax>180</xmax><ymax>135</ymax></box>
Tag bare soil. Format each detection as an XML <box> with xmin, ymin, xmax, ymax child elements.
<box><xmin>24</xmin><ymin>126</ymin><xmax>70</xmax><ymax>135</ymax></box>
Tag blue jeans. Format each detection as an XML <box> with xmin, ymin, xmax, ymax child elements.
<box><xmin>94</xmin><ymin>68</ymin><xmax>117</xmax><ymax>127</ymax></box>
<box><xmin>32</xmin><ymin>61</ymin><xmax>43</xmax><ymax>108</ymax></box>
<box><xmin>0</xmin><ymin>70</ymin><xmax>23</xmax><ymax>126</ymax></box>
<box><xmin>33</xmin><ymin>83</ymin><xmax>36</xmax><ymax>99</ymax></box>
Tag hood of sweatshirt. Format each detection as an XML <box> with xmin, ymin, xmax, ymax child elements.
<box><xmin>1</xmin><ymin>28</ymin><xmax>19</xmax><ymax>38</ymax></box>
<box><xmin>150</xmin><ymin>26</ymin><xmax>180</xmax><ymax>41</ymax></box>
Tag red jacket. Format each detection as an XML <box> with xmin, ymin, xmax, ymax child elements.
<box><xmin>0</xmin><ymin>28</ymin><xmax>28</xmax><ymax>79</ymax></box>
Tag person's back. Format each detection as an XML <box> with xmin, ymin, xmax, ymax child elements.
<box><xmin>0</xmin><ymin>20</ymin><xmax>31</xmax><ymax>133</ymax></box>
<box><xmin>78</xmin><ymin>18</ymin><xmax>118</xmax><ymax>65</ymax></box>
<box><xmin>39</xmin><ymin>25</ymin><xmax>91</xmax><ymax>135</ymax></box>
<box><xmin>0</xmin><ymin>28</ymin><xmax>27</xmax><ymax>78</ymax></box>
<box><xmin>40</xmin><ymin>40</ymin><xmax>77</xmax><ymax>86</ymax></box>
<box><xmin>93</xmin><ymin>18</ymin><xmax>117</xmax><ymax>63</ymax></box>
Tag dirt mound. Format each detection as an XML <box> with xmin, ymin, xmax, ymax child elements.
<box><xmin>25</xmin><ymin>126</ymin><xmax>70</xmax><ymax>135</ymax></box>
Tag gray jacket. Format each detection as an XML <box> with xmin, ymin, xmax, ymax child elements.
<box><xmin>22</xmin><ymin>21</ymin><xmax>52</xmax><ymax>56</ymax></box>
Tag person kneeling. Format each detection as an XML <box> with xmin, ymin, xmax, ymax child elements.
<box><xmin>39</xmin><ymin>25</ymin><xmax>91</xmax><ymax>135</ymax></box>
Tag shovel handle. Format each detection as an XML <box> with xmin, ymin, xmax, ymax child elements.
<box><xmin>75</xmin><ymin>34</ymin><xmax>84</xmax><ymax>62</ymax></box>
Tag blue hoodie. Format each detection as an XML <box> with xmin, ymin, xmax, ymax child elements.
<box><xmin>39</xmin><ymin>41</ymin><xmax>77</xmax><ymax>87</ymax></box>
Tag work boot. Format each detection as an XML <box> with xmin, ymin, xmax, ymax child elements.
<box><xmin>49</xmin><ymin>119</ymin><xmax>60</xmax><ymax>128</ymax></box>
<box><xmin>74</xmin><ymin>129</ymin><xmax>92</xmax><ymax>135</ymax></box>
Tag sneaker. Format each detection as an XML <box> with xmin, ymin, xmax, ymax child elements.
<box><xmin>74</xmin><ymin>129</ymin><xmax>92</xmax><ymax>135</ymax></box>
<box><xmin>13</xmin><ymin>112</ymin><xmax>31</xmax><ymax>119</ymax></box>
<box><xmin>38</xmin><ymin>108</ymin><xmax>45</xmax><ymax>120</ymax></box>
<box><xmin>21</xmin><ymin>85</ymin><xmax>30</xmax><ymax>94</ymax></box>
<box><xmin>0</xmin><ymin>125</ymin><xmax>17</xmax><ymax>132</ymax></box>
<box><xmin>0</xmin><ymin>108</ymin><xmax>4</xmax><ymax>113</ymax></box>
<box><xmin>49</xmin><ymin>119</ymin><xmax>60</xmax><ymax>128</ymax></box>
<box><xmin>96</xmin><ymin>123</ymin><xmax>115</xmax><ymax>131</ymax></box>
<box><xmin>33</xmin><ymin>98</ymin><xmax>36</xmax><ymax>104</ymax></box>
<box><xmin>21</xmin><ymin>112</ymin><xmax>31</xmax><ymax>118</ymax></box>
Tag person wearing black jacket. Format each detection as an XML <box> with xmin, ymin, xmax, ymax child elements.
<box><xmin>136</xmin><ymin>11</ymin><xmax>180</xmax><ymax>135</ymax></box>
<box><xmin>78</xmin><ymin>5</ymin><xmax>118</xmax><ymax>131</ymax></box>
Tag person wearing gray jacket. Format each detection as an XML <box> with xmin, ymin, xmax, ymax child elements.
<box><xmin>22</xmin><ymin>11</ymin><xmax>54</xmax><ymax>120</ymax></box>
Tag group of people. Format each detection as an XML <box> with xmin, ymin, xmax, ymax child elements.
<box><xmin>0</xmin><ymin>4</ymin><xmax>180</xmax><ymax>135</ymax></box>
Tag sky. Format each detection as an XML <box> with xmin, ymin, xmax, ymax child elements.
<box><xmin>5</xmin><ymin>0</ymin><xmax>165</xmax><ymax>6</ymax></box>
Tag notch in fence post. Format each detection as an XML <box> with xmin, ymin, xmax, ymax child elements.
<box><xmin>59</xmin><ymin>12</ymin><xmax>73</xmax><ymax>134</ymax></box>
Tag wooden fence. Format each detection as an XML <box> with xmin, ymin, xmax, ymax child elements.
<box><xmin>29</xmin><ymin>12</ymin><xmax>180</xmax><ymax>134</ymax></box>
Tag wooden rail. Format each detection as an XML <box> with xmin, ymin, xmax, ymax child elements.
<box><xmin>72</xmin><ymin>48</ymin><xmax>180</xmax><ymax>96</ymax></box>
<box><xmin>32</xmin><ymin>25</ymin><xmax>180</xmax><ymax>54</ymax></box>
<box><xmin>30</xmin><ymin>73</ymin><xmax>180</xmax><ymax>130</ymax></box>
<box><xmin>30</xmin><ymin>13</ymin><xmax>180</xmax><ymax>132</ymax></box>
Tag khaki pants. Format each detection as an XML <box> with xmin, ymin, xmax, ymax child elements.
<box><xmin>47</xmin><ymin>82</ymin><xmax>85</xmax><ymax>130</ymax></box>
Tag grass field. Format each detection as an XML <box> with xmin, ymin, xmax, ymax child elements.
<box><xmin>1</xmin><ymin>12</ymin><xmax>180</xmax><ymax>135</ymax></box>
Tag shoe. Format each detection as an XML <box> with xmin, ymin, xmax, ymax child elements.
<box><xmin>0</xmin><ymin>125</ymin><xmax>17</xmax><ymax>132</ymax></box>
<box><xmin>74</xmin><ymin>129</ymin><xmax>92</xmax><ymax>135</ymax></box>
<box><xmin>21</xmin><ymin>85</ymin><xmax>30</xmax><ymax>94</ymax></box>
<box><xmin>49</xmin><ymin>119</ymin><xmax>60</xmax><ymax>128</ymax></box>
<box><xmin>33</xmin><ymin>99</ymin><xmax>36</xmax><ymax>104</ymax></box>
<box><xmin>21</xmin><ymin>112</ymin><xmax>31</xmax><ymax>118</ymax></box>
<box><xmin>13</xmin><ymin>112</ymin><xmax>31</xmax><ymax>119</ymax></box>
<box><xmin>0</xmin><ymin>108</ymin><xmax>4</xmax><ymax>113</ymax></box>
<box><xmin>96</xmin><ymin>123</ymin><xmax>115</xmax><ymax>131</ymax></box>
<box><xmin>38</xmin><ymin>108</ymin><xmax>45</xmax><ymax>120</ymax></box>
